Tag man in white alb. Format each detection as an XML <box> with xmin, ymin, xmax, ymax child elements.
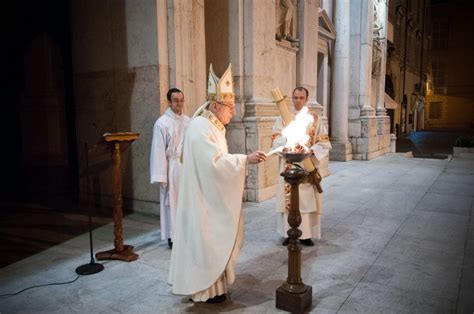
<box><xmin>150</xmin><ymin>88</ymin><xmax>190</xmax><ymax>249</ymax></box>
<box><xmin>168</xmin><ymin>64</ymin><xmax>267</xmax><ymax>303</ymax></box>
<box><xmin>272</xmin><ymin>87</ymin><xmax>332</xmax><ymax>246</ymax></box>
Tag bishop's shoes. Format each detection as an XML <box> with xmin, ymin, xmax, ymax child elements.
<box><xmin>189</xmin><ymin>294</ymin><xmax>227</xmax><ymax>304</ymax></box>
<box><xmin>205</xmin><ymin>294</ymin><xmax>227</xmax><ymax>304</ymax></box>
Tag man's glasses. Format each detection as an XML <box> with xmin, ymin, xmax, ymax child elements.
<box><xmin>216</xmin><ymin>101</ymin><xmax>235</xmax><ymax>110</ymax></box>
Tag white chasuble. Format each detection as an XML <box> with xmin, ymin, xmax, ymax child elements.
<box><xmin>272</xmin><ymin>108</ymin><xmax>332</xmax><ymax>239</ymax></box>
<box><xmin>150</xmin><ymin>107</ymin><xmax>190</xmax><ymax>240</ymax></box>
<box><xmin>168</xmin><ymin>110</ymin><xmax>248</xmax><ymax>297</ymax></box>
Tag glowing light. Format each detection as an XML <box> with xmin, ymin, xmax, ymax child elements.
<box><xmin>282</xmin><ymin>107</ymin><xmax>314</xmax><ymax>151</ymax></box>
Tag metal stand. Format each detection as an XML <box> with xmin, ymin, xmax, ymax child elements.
<box><xmin>75</xmin><ymin>213</ymin><xmax>104</xmax><ymax>275</ymax></box>
<box><xmin>276</xmin><ymin>163</ymin><xmax>312</xmax><ymax>313</ymax></box>
<box><xmin>76</xmin><ymin>142</ymin><xmax>104</xmax><ymax>275</ymax></box>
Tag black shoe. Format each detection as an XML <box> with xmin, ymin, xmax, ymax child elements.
<box><xmin>300</xmin><ymin>238</ymin><xmax>315</xmax><ymax>246</ymax></box>
<box><xmin>168</xmin><ymin>238</ymin><xmax>173</xmax><ymax>249</ymax></box>
<box><xmin>206</xmin><ymin>294</ymin><xmax>226</xmax><ymax>304</ymax></box>
<box><xmin>282</xmin><ymin>238</ymin><xmax>290</xmax><ymax>246</ymax></box>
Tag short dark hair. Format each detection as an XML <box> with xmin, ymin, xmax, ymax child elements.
<box><xmin>292</xmin><ymin>86</ymin><xmax>309</xmax><ymax>98</ymax></box>
<box><xmin>167</xmin><ymin>88</ymin><xmax>183</xmax><ymax>102</ymax></box>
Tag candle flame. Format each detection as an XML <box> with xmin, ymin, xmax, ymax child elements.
<box><xmin>282</xmin><ymin>107</ymin><xmax>313</xmax><ymax>152</ymax></box>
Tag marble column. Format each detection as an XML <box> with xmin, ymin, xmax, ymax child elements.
<box><xmin>156</xmin><ymin>0</ymin><xmax>170</xmax><ymax>114</ymax></box>
<box><xmin>227</xmin><ymin>0</ymin><xmax>247</xmax><ymax>154</ymax></box>
<box><xmin>167</xmin><ymin>0</ymin><xmax>206</xmax><ymax>116</ymax></box>
<box><xmin>359</xmin><ymin>0</ymin><xmax>376</xmax><ymax>116</ymax></box>
<box><xmin>298</xmin><ymin>0</ymin><xmax>329</xmax><ymax>175</ymax></box>
<box><xmin>330</xmin><ymin>0</ymin><xmax>352</xmax><ymax>161</ymax></box>
<box><xmin>297</xmin><ymin>0</ymin><xmax>319</xmax><ymax>109</ymax></box>
<box><xmin>318</xmin><ymin>53</ymin><xmax>330</xmax><ymax>117</ymax></box>
<box><xmin>323</xmin><ymin>0</ymin><xmax>333</xmax><ymax>20</ymax></box>
<box><xmin>374</xmin><ymin>0</ymin><xmax>390</xmax><ymax>157</ymax></box>
<box><xmin>242</xmin><ymin>0</ymin><xmax>277</xmax><ymax>202</ymax></box>
<box><xmin>375</xmin><ymin>0</ymin><xmax>388</xmax><ymax>116</ymax></box>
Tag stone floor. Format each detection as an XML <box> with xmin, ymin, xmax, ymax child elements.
<box><xmin>0</xmin><ymin>153</ymin><xmax>473</xmax><ymax>313</ymax></box>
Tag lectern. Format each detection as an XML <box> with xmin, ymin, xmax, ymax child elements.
<box><xmin>95</xmin><ymin>132</ymin><xmax>140</xmax><ymax>262</ymax></box>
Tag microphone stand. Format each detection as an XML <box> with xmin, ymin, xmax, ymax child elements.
<box><xmin>75</xmin><ymin>142</ymin><xmax>104</xmax><ymax>275</ymax></box>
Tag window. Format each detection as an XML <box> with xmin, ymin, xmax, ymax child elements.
<box><xmin>432</xmin><ymin>20</ymin><xmax>449</xmax><ymax>49</ymax></box>
<box><xmin>429</xmin><ymin>102</ymin><xmax>442</xmax><ymax>119</ymax></box>
<box><xmin>431</xmin><ymin>59</ymin><xmax>445</xmax><ymax>91</ymax></box>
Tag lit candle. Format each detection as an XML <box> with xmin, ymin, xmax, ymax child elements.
<box><xmin>266</xmin><ymin>146</ymin><xmax>284</xmax><ymax>157</ymax></box>
<box><xmin>271</xmin><ymin>88</ymin><xmax>284</xmax><ymax>102</ymax></box>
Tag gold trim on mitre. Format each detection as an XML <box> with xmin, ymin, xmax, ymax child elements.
<box><xmin>207</xmin><ymin>63</ymin><xmax>235</xmax><ymax>102</ymax></box>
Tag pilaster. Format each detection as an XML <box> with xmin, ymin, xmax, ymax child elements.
<box><xmin>240</xmin><ymin>0</ymin><xmax>279</xmax><ymax>201</ymax></box>
<box><xmin>167</xmin><ymin>0</ymin><xmax>206</xmax><ymax>116</ymax></box>
<box><xmin>296</xmin><ymin>0</ymin><xmax>319</xmax><ymax>98</ymax></box>
<box><xmin>330</xmin><ymin>0</ymin><xmax>353</xmax><ymax>161</ymax></box>
<box><xmin>359</xmin><ymin>0</ymin><xmax>376</xmax><ymax>116</ymax></box>
<box><xmin>375</xmin><ymin>0</ymin><xmax>388</xmax><ymax>116</ymax></box>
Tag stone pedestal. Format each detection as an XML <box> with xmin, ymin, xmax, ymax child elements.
<box><xmin>329</xmin><ymin>142</ymin><xmax>353</xmax><ymax>161</ymax></box>
<box><xmin>242</xmin><ymin>101</ymin><xmax>280</xmax><ymax>202</ymax></box>
<box><xmin>390</xmin><ymin>133</ymin><xmax>397</xmax><ymax>153</ymax></box>
<box><xmin>276</xmin><ymin>285</ymin><xmax>313</xmax><ymax>313</ymax></box>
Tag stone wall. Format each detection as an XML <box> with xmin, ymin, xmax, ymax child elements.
<box><xmin>70</xmin><ymin>0</ymin><xmax>160</xmax><ymax>214</ymax></box>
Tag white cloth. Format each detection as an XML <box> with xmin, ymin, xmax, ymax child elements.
<box><xmin>192</xmin><ymin>212</ymin><xmax>244</xmax><ymax>302</ymax></box>
<box><xmin>272</xmin><ymin>107</ymin><xmax>331</xmax><ymax>239</ymax></box>
<box><xmin>150</xmin><ymin>107</ymin><xmax>190</xmax><ymax>240</ymax></box>
<box><xmin>168</xmin><ymin>109</ymin><xmax>248</xmax><ymax>298</ymax></box>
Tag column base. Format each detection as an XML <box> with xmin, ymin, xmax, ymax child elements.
<box><xmin>360</xmin><ymin>106</ymin><xmax>375</xmax><ymax>116</ymax></box>
<box><xmin>276</xmin><ymin>285</ymin><xmax>312</xmax><ymax>313</ymax></box>
<box><xmin>376</xmin><ymin>108</ymin><xmax>387</xmax><ymax>116</ymax></box>
<box><xmin>329</xmin><ymin>142</ymin><xmax>353</xmax><ymax>161</ymax></box>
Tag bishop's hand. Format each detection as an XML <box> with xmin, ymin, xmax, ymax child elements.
<box><xmin>247</xmin><ymin>151</ymin><xmax>267</xmax><ymax>164</ymax></box>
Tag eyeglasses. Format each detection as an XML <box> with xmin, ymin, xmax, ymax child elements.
<box><xmin>216</xmin><ymin>101</ymin><xmax>235</xmax><ymax>111</ymax></box>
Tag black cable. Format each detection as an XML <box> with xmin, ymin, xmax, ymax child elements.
<box><xmin>0</xmin><ymin>275</ymin><xmax>81</xmax><ymax>297</ymax></box>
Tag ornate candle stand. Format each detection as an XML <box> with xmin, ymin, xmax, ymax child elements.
<box><xmin>275</xmin><ymin>152</ymin><xmax>312</xmax><ymax>313</ymax></box>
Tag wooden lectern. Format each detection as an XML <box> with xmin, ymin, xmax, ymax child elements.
<box><xmin>95</xmin><ymin>132</ymin><xmax>140</xmax><ymax>262</ymax></box>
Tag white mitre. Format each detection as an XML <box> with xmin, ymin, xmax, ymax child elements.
<box><xmin>193</xmin><ymin>63</ymin><xmax>235</xmax><ymax>118</ymax></box>
<box><xmin>207</xmin><ymin>63</ymin><xmax>235</xmax><ymax>102</ymax></box>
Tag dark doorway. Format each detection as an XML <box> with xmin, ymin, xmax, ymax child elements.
<box><xmin>4</xmin><ymin>0</ymin><xmax>78</xmax><ymax>203</ymax></box>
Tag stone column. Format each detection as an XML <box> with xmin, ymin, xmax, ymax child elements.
<box><xmin>323</xmin><ymin>0</ymin><xmax>333</xmax><ymax>20</ymax></box>
<box><xmin>330</xmin><ymin>0</ymin><xmax>352</xmax><ymax>161</ymax></box>
<box><xmin>375</xmin><ymin>0</ymin><xmax>388</xmax><ymax>116</ymax></box>
<box><xmin>297</xmin><ymin>0</ymin><xmax>319</xmax><ymax>109</ymax></box>
<box><xmin>156</xmin><ymin>0</ymin><xmax>170</xmax><ymax>114</ymax></box>
<box><xmin>318</xmin><ymin>54</ymin><xmax>330</xmax><ymax>117</ymax></box>
<box><xmin>229</xmin><ymin>0</ymin><xmax>245</xmax><ymax>120</ymax></box>
<box><xmin>167</xmin><ymin>0</ymin><xmax>206</xmax><ymax>116</ymax></box>
<box><xmin>241</xmin><ymin>0</ymin><xmax>277</xmax><ymax>202</ymax></box>
<box><xmin>374</xmin><ymin>0</ymin><xmax>390</xmax><ymax>157</ymax></box>
<box><xmin>227</xmin><ymin>0</ymin><xmax>247</xmax><ymax>154</ymax></box>
<box><xmin>297</xmin><ymin>0</ymin><xmax>330</xmax><ymax>175</ymax></box>
<box><xmin>359</xmin><ymin>0</ymin><xmax>375</xmax><ymax>116</ymax></box>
